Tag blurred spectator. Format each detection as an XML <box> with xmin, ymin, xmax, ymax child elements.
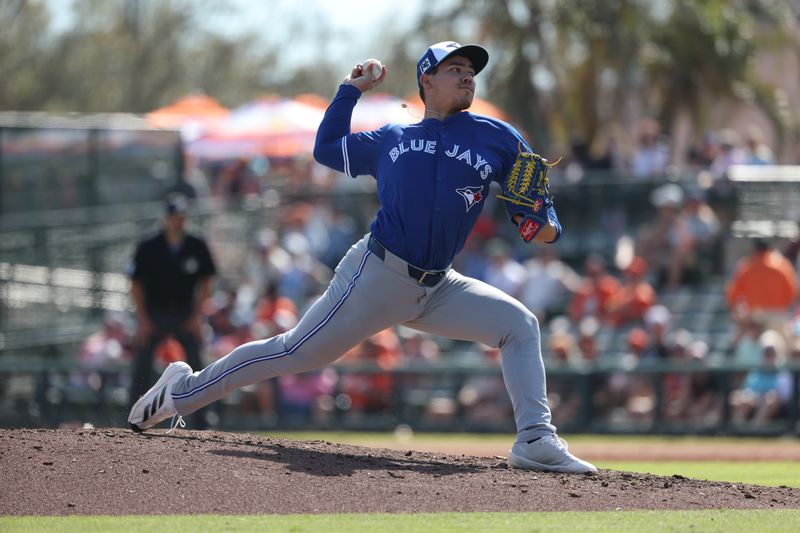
<box><xmin>606</xmin><ymin>256</ymin><xmax>657</xmax><ymax>327</ymax></box>
<box><xmin>213</xmin><ymin>158</ymin><xmax>261</xmax><ymax>197</ymax></box>
<box><xmin>725</xmin><ymin>238</ymin><xmax>798</xmax><ymax>341</ymax></box>
<box><xmin>482</xmin><ymin>238</ymin><xmax>526</xmax><ymax>297</ymax></box>
<box><xmin>453</xmin><ymin>220</ymin><xmax>497</xmax><ymax>279</ymax></box>
<box><xmin>630</xmin><ymin>118</ymin><xmax>669</xmax><ymax>179</ymax></box>
<box><xmin>728</xmin><ymin>315</ymin><xmax>767</xmax><ymax>366</ymax></box>
<box><xmin>662</xmin><ymin>337</ymin><xmax>721</xmax><ymax>426</ymax></box>
<box><xmin>78</xmin><ymin>312</ymin><xmax>132</xmax><ymax>370</ymax></box>
<box><xmin>206</xmin><ymin>288</ymin><xmax>239</xmax><ymax>340</ymax></box>
<box><xmin>254</xmin><ymin>283</ymin><xmax>300</xmax><ymax>336</ymax></box>
<box><xmin>729</xmin><ymin>330</ymin><xmax>794</xmax><ymax>425</ymax></box>
<box><xmin>638</xmin><ymin>183</ymin><xmax>720</xmax><ymax>288</ymax></box>
<box><xmin>576</xmin><ymin>316</ymin><xmax>601</xmax><ymax>364</ymax></box>
<box><xmin>128</xmin><ymin>194</ymin><xmax>216</xmax><ymax>427</ymax></box>
<box><xmin>546</xmin><ymin>317</ymin><xmax>581</xmax><ymax>368</ymax></box>
<box><xmin>337</xmin><ymin>329</ymin><xmax>402</xmax><ymax>418</ymax></box>
<box><xmin>518</xmin><ymin>247</ymin><xmax>582</xmax><ymax>322</ymax></box>
<box><xmin>742</xmin><ymin>126</ymin><xmax>775</xmax><ymax>165</ymax></box>
<box><xmin>710</xmin><ymin>129</ymin><xmax>746</xmax><ymax>179</ymax></box>
<box><xmin>277</xmin><ymin>232</ymin><xmax>333</xmax><ymax>307</ymax></box>
<box><xmin>545</xmin><ymin>320</ymin><xmax>585</xmax><ymax>427</ymax></box>
<box><xmin>397</xmin><ymin>326</ymin><xmax>441</xmax><ymax>363</ymax></box>
<box><xmin>641</xmin><ymin>305</ymin><xmax>673</xmax><ymax>360</ymax></box>
<box><xmin>457</xmin><ymin>346</ymin><xmax>513</xmax><ymax>426</ymax></box>
<box><xmin>680</xmin><ymin>188</ymin><xmax>722</xmax><ymax>277</ymax></box>
<box><xmin>594</xmin><ymin>327</ymin><xmax>656</xmax><ymax>425</ymax></box>
<box><xmin>319</xmin><ymin>207</ymin><xmax>360</xmax><ymax>271</ymax></box>
<box><xmin>238</xmin><ymin>228</ymin><xmax>292</xmax><ymax>311</ymax></box>
<box><xmin>782</xmin><ymin>220</ymin><xmax>800</xmax><ymax>266</ymax></box>
<box><xmin>72</xmin><ymin>312</ymin><xmax>132</xmax><ymax>394</ymax></box>
<box><xmin>687</xmin><ymin>131</ymin><xmax>720</xmax><ymax>169</ymax></box>
<box><xmin>568</xmin><ymin>254</ymin><xmax>620</xmax><ymax>323</ymax></box>
<box><xmin>636</xmin><ymin>184</ymin><xmax>682</xmax><ymax>288</ymax></box>
<box><xmin>277</xmin><ymin>369</ymin><xmax>337</xmax><ymax>424</ymax></box>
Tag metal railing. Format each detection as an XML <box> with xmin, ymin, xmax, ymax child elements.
<box><xmin>1</xmin><ymin>356</ymin><xmax>797</xmax><ymax>436</ymax></box>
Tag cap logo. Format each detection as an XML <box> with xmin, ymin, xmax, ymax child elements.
<box><xmin>419</xmin><ymin>57</ymin><xmax>431</xmax><ymax>74</ymax></box>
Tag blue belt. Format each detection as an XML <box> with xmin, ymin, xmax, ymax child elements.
<box><xmin>368</xmin><ymin>236</ymin><xmax>446</xmax><ymax>288</ymax></box>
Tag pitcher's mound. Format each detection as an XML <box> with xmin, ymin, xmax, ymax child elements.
<box><xmin>2</xmin><ymin>428</ymin><xmax>799</xmax><ymax>515</ymax></box>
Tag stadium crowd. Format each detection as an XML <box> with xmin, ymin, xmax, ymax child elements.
<box><xmin>77</xmin><ymin>121</ymin><xmax>800</xmax><ymax>432</ymax></box>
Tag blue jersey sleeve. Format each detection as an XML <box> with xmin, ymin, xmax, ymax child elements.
<box><xmin>313</xmin><ymin>84</ymin><xmax>386</xmax><ymax>178</ymax></box>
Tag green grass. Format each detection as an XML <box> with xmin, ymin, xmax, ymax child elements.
<box><xmin>596</xmin><ymin>461</ymin><xmax>800</xmax><ymax>488</ymax></box>
<box><xmin>3</xmin><ymin>511</ymin><xmax>800</xmax><ymax>532</ymax></box>
<box><xmin>263</xmin><ymin>430</ymin><xmax>798</xmax><ymax>449</ymax></box>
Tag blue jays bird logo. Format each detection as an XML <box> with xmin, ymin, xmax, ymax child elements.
<box><xmin>456</xmin><ymin>186</ymin><xmax>484</xmax><ymax>212</ymax></box>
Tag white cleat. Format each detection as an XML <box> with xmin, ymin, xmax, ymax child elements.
<box><xmin>128</xmin><ymin>362</ymin><xmax>192</xmax><ymax>433</ymax></box>
<box><xmin>508</xmin><ymin>434</ymin><xmax>597</xmax><ymax>474</ymax></box>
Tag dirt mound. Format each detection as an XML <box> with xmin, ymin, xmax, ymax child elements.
<box><xmin>1</xmin><ymin>428</ymin><xmax>799</xmax><ymax>515</ymax></box>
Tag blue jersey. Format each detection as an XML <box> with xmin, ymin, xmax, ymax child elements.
<box><xmin>314</xmin><ymin>84</ymin><xmax>557</xmax><ymax>271</ymax></box>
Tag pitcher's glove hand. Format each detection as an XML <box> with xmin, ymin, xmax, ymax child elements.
<box><xmin>497</xmin><ymin>148</ymin><xmax>556</xmax><ymax>242</ymax></box>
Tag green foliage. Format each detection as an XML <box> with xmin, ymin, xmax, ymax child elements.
<box><xmin>1</xmin><ymin>0</ymin><xmax>797</xmax><ymax>154</ymax></box>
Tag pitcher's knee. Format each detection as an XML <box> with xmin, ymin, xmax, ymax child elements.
<box><xmin>499</xmin><ymin>308</ymin><xmax>540</xmax><ymax>349</ymax></box>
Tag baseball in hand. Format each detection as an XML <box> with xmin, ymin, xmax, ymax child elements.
<box><xmin>362</xmin><ymin>59</ymin><xmax>383</xmax><ymax>80</ymax></box>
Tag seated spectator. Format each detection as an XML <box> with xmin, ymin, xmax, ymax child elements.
<box><xmin>606</xmin><ymin>256</ymin><xmax>657</xmax><ymax>327</ymax></box>
<box><xmin>568</xmin><ymin>254</ymin><xmax>620</xmax><ymax>324</ymax></box>
<box><xmin>254</xmin><ymin>283</ymin><xmax>300</xmax><ymax>336</ymax></box>
<box><xmin>397</xmin><ymin>326</ymin><xmax>441</xmax><ymax>363</ymax></box>
<box><xmin>594</xmin><ymin>328</ymin><xmax>657</xmax><ymax>425</ymax></box>
<box><xmin>728</xmin><ymin>315</ymin><xmax>767</xmax><ymax>366</ymax></box>
<box><xmin>482</xmin><ymin>238</ymin><xmax>526</xmax><ymax>297</ymax></box>
<box><xmin>547</xmin><ymin>317</ymin><xmax>581</xmax><ymax>368</ymax></box>
<box><xmin>662</xmin><ymin>333</ymin><xmax>722</xmax><ymax>426</ymax></box>
<box><xmin>630</xmin><ymin>118</ymin><xmax>669</xmax><ymax>179</ymax></box>
<box><xmin>576</xmin><ymin>316</ymin><xmax>601</xmax><ymax>365</ymax></box>
<box><xmin>710</xmin><ymin>128</ymin><xmax>746</xmax><ymax>179</ymax></box>
<box><xmin>210</xmin><ymin>315</ymin><xmax>275</xmax><ymax>420</ymax></box>
<box><xmin>677</xmin><ymin>188</ymin><xmax>721</xmax><ymax>281</ymax></box>
<box><xmin>641</xmin><ymin>305</ymin><xmax>673</xmax><ymax>360</ymax></box>
<box><xmin>238</xmin><ymin>228</ymin><xmax>292</xmax><ymax>310</ymax></box>
<box><xmin>337</xmin><ymin>329</ymin><xmax>402</xmax><ymax>417</ymax></box>
<box><xmin>637</xmin><ymin>184</ymin><xmax>717</xmax><ymax>288</ymax></box>
<box><xmin>742</xmin><ymin>125</ymin><xmax>775</xmax><ymax>166</ymax></box>
<box><xmin>77</xmin><ymin>312</ymin><xmax>131</xmax><ymax>370</ymax></box>
<box><xmin>726</xmin><ymin>238</ymin><xmax>798</xmax><ymax>342</ymax></box>
<box><xmin>457</xmin><ymin>346</ymin><xmax>513</xmax><ymax>426</ymax></box>
<box><xmin>729</xmin><ymin>330</ymin><xmax>794</xmax><ymax>425</ymax></box>
<box><xmin>518</xmin><ymin>247</ymin><xmax>582</xmax><ymax>322</ymax></box>
<box><xmin>276</xmin><ymin>369</ymin><xmax>337</xmax><ymax>424</ymax></box>
<box><xmin>73</xmin><ymin>312</ymin><xmax>132</xmax><ymax>393</ymax></box>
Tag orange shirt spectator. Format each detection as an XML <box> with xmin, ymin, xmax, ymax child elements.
<box><xmin>726</xmin><ymin>240</ymin><xmax>798</xmax><ymax>313</ymax></box>
<box><xmin>569</xmin><ymin>255</ymin><xmax>621</xmax><ymax>323</ymax></box>
<box><xmin>607</xmin><ymin>257</ymin><xmax>657</xmax><ymax>326</ymax></box>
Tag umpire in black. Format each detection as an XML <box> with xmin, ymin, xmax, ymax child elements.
<box><xmin>129</xmin><ymin>194</ymin><xmax>216</xmax><ymax>427</ymax></box>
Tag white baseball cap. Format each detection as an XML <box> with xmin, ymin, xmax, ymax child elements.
<box><xmin>417</xmin><ymin>41</ymin><xmax>489</xmax><ymax>89</ymax></box>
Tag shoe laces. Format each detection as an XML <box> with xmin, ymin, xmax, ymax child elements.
<box><xmin>166</xmin><ymin>415</ymin><xmax>185</xmax><ymax>434</ymax></box>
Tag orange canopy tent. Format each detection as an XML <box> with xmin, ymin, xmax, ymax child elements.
<box><xmin>297</xmin><ymin>92</ymin><xmax>424</xmax><ymax>132</ymax></box>
<box><xmin>147</xmin><ymin>94</ymin><xmax>230</xmax><ymax>128</ymax></box>
<box><xmin>185</xmin><ymin>95</ymin><xmax>325</xmax><ymax>160</ymax></box>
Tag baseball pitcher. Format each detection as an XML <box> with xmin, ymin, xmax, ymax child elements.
<box><xmin>128</xmin><ymin>41</ymin><xmax>596</xmax><ymax>474</ymax></box>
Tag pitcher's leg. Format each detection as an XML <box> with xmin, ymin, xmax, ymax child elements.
<box><xmin>406</xmin><ymin>271</ymin><xmax>555</xmax><ymax>442</ymax></box>
<box><xmin>171</xmin><ymin>239</ymin><xmax>423</xmax><ymax>416</ymax></box>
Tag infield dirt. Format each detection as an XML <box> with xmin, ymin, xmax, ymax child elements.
<box><xmin>1</xmin><ymin>428</ymin><xmax>799</xmax><ymax>515</ymax></box>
